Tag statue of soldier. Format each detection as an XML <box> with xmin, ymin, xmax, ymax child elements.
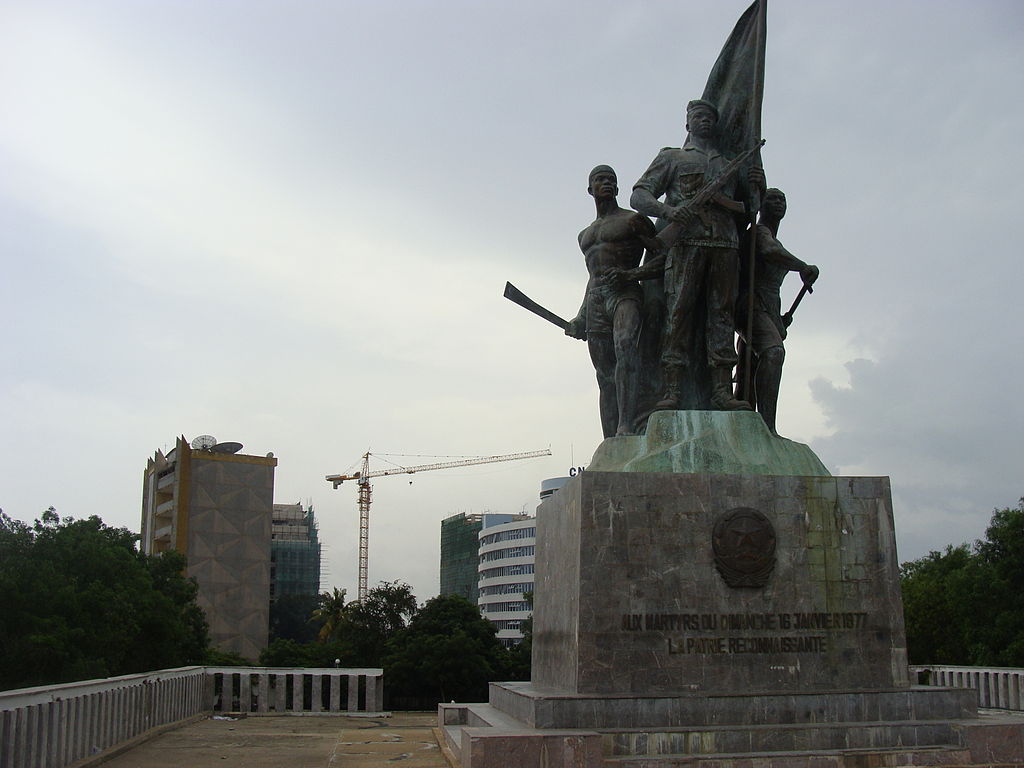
<box><xmin>631</xmin><ymin>99</ymin><xmax>764</xmax><ymax>411</ymax></box>
<box><xmin>735</xmin><ymin>188</ymin><xmax>819</xmax><ymax>436</ymax></box>
<box><xmin>566</xmin><ymin>165</ymin><xmax>663</xmax><ymax>437</ymax></box>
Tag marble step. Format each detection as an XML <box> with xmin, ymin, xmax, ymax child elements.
<box><xmin>603</xmin><ymin>744</ymin><xmax>975</xmax><ymax>767</ymax></box>
<box><xmin>602</xmin><ymin>719</ymin><xmax>964</xmax><ymax>756</ymax></box>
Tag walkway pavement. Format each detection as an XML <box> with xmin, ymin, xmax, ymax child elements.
<box><xmin>93</xmin><ymin>712</ymin><xmax>451</xmax><ymax>768</ymax></box>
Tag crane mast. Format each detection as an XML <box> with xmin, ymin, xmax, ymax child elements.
<box><xmin>327</xmin><ymin>448</ymin><xmax>551</xmax><ymax>600</ymax></box>
<box><xmin>356</xmin><ymin>452</ymin><xmax>371</xmax><ymax>601</ymax></box>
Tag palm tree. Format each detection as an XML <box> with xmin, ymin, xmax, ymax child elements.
<box><xmin>311</xmin><ymin>587</ymin><xmax>349</xmax><ymax>643</ymax></box>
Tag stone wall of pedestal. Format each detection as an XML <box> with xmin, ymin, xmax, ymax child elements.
<box><xmin>531</xmin><ymin>470</ymin><xmax>909</xmax><ymax>695</ymax></box>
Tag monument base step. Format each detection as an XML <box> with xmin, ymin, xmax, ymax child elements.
<box><xmin>602</xmin><ymin>745</ymin><xmax>974</xmax><ymax>767</ymax></box>
<box><xmin>601</xmin><ymin>720</ymin><xmax>964</xmax><ymax>756</ymax></box>
<box><xmin>489</xmin><ymin>683</ymin><xmax>978</xmax><ymax>730</ymax></box>
<box><xmin>438</xmin><ymin>702</ymin><xmax>1024</xmax><ymax>768</ymax></box>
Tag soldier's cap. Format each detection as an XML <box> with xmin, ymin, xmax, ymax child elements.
<box><xmin>764</xmin><ymin>187</ymin><xmax>785</xmax><ymax>199</ymax></box>
<box><xmin>588</xmin><ymin>165</ymin><xmax>617</xmax><ymax>184</ymax></box>
<box><xmin>686</xmin><ymin>99</ymin><xmax>719</xmax><ymax>119</ymax></box>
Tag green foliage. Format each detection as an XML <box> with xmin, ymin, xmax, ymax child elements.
<box><xmin>383</xmin><ymin>594</ymin><xmax>513</xmax><ymax>706</ymax></box>
<box><xmin>204</xmin><ymin>648</ymin><xmax>253</xmax><ymax>666</ymax></box>
<box><xmin>270</xmin><ymin>593</ymin><xmax>322</xmax><ymax>644</ymax></box>
<box><xmin>259</xmin><ymin>637</ymin><xmax>356</xmax><ymax>668</ymax></box>
<box><xmin>901</xmin><ymin>498</ymin><xmax>1024</xmax><ymax>666</ymax></box>
<box><xmin>0</xmin><ymin>509</ymin><xmax>209</xmax><ymax>690</ymax></box>
<box><xmin>311</xmin><ymin>587</ymin><xmax>351</xmax><ymax>643</ymax></box>
<box><xmin>309</xmin><ymin>581</ymin><xmax>417</xmax><ymax>665</ymax></box>
<box><xmin>346</xmin><ymin>581</ymin><xmax>418</xmax><ymax>663</ymax></box>
<box><xmin>260</xmin><ymin>586</ymin><xmax>522</xmax><ymax>708</ymax></box>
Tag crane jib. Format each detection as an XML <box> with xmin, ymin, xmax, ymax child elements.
<box><xmin>324</xmin><ymin>447</ymin><xmax>552</xmax><ymax>600</ymax></box>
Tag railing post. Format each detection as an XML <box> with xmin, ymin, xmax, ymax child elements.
<box><xmin>290</xmin><ymin>673</ymin><xmax>303</xmax><ymax>712</ymax></box>
<box><xmin>347</xmin><ymin>674</ymin><xmax>359</xmax><ymax>712</ymax></box>
<box><xmin>54</xmin><ymin>698</ymin><xmax>67</xmax><ymax>768</ymax></box>
<box><xmin>1</xmin><ymin>709</ymin><xmax>14</xmax><ymax>768</ymax></box>
<box><xmin>329</xmin><ymin>673</ymin><xmax>341</xmax><ymax>712</ymax></box>
<box><xmin>258</xmin><ymin>673</ymin><xmax>270</xmax><ymax>713</ymax></box>
<box><xmin>274</xmin><ymin>673</ymin><xmax>287</xmax><ymax>713</ymax></box>
<box><xmin>367</xmin><ymin>673</ymin><xmax>382</xmax><ymax>713</ymax></box>
<box><xmin>240</xmin><ymin>673</ymin><xmax>252</xmax><ymax>714</ymax></box>
<box><xmin>311</xmin><ymin>674</ymin><xmax>323</xmax><ymax>713</ymax></box>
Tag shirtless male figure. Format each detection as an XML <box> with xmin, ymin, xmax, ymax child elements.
<box><xmin>566</xmin><ymin>165</ymin><xmax>662</xmax><ymax>437</ymax></box>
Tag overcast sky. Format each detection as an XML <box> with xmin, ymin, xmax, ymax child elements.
<box><xmin>2</xmin><ymin>0</ymin><xmax>1022</xmax><ymax>606</ymax></box>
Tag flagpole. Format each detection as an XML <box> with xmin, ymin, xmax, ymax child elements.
<box><xmin>743</xmin><ymin>213</ymin><xmax>756</xmax><ymax>406</ymax></box>
<box><xmin>742</xmin><ymin>0</ymin><xmax>766</xmax><ymax>408</ymax></box>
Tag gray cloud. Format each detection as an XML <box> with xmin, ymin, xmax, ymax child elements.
<box><xmin>1</xmin><ymin>0</ymin><xmax>1022</xmax><ymax>601</ymax></box>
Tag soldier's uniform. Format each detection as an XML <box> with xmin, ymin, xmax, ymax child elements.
<box><xmin>633</xmin><ymin>142</ymin><xmax>751</xmax><ymax>400</ymax></box>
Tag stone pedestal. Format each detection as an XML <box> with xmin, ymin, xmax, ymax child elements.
<box><xmin>439</xmin><ymin>413</ymin><xmax>1024</xmax><ymax>767</ymax></box>
<box><xmin>532</xmin><ymin>470</ymin><xmax>908</xmax><ymax>695</ymax></box>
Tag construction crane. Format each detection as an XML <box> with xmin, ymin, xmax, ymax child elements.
<box><xmin>326</xmin><ymin>448</ymin><xmax>551</xmax><ymax>601</ymax></box>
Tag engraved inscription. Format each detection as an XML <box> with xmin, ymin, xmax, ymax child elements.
<box><xmin>618</xmin><ymin>611</ymin><xmax>868</xmax><ymax>655</ymax></box>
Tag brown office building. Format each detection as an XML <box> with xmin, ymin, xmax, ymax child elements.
<box><xmin>141</xmin><ymin>435</ymin><xmax>277</xmax><ymax>659</ymax></box>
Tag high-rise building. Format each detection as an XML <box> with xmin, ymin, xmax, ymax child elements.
<box><xmin>439</xmin><ymin>512</ymin><xmax>484</xmax><ymax>604</ymax></box>
<box><xmin>140</xmin><ymin>436</ymin><xmax>276</xmax><ymax>660</ymax></box>
<box><xmin>477</xmin><ymin>513</ymin><xmax>535</xmax><ymax>647</ymax></box>
<box><xmin>271</xmin><ymin>502</ymin><xmax>321</xmax><ymax>601</ymax></box>
<box><xmin>474</xmin><ymin>478</ymin><xmax>570</xmax><ymax>646</ymax></box>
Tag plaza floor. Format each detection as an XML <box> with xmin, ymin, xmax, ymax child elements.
<box><xmin>88</xmin><ymin>711</ymin><xmax>452</xmax><ymax>768</ymax></box>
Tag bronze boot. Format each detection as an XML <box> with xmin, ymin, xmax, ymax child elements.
<box><xmin>654</xmin><ymin>367</ymin><xmax>682</xmax><ymax>410</ymax></box>
<box><xmin>710</xmin><ymin>366</ymin><xmax>752</xmax><ymax>411</ymax></box>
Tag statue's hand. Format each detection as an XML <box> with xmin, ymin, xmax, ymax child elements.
<box><xmin>782</xmin><ymin>312</ymin><xmax>794</xmax><ymax>329</ymax></box>
<box><xmin>665</xmin><ymin>205</ymin><xmax>696</xmax><ymax>227</ymax></box>
<box><xmin>603</xmin><ymin>267</ymin><xmax>633</xmax><ymax>287</ymax></box>
<box><xmin>800</xmin><ymin>264</ymin><xmax>819</xmax><ymax>287</ymax></box>
<box><xmin>748</xmin><ymin>166</ymin><xmax>766</xmax><ymax>191</ymax></box>
<box><xmin>565</xmin><ymin>317</ymin><xmax>587</xmax><ymax>341</ymax></box>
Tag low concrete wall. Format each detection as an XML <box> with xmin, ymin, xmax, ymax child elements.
<box><xmin>0</xmin><ymin>666</ymin><xmax>205</xmax><ymax>768</ymax></box>
<box><xmin>205</xmin><ymin>667</ymin><xmax>384</xmax><ymax>715</ymax></box>
<box><xmin>912</xmin><ymin>664</ymin><xmax>1024</xmax><ymax>710</ymax></box>
<box><xmin>0</xmin><ymin>666</ymin><xmax>384</xmax><ymax>768</ymax></box>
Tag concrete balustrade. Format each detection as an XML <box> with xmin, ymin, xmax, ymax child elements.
<box><xmin>204</xmin><ymin>667</ymin><xmax>383</xmax><ymax>715</ymax></box>
<box><xmin>0</xmin><ymin>666</ymin><xmax>384</xmax><ymax>768</ymax></box>
<box><xmin>911</xmin><ymin>664</ymin><xmax>1024</xmax><ymax>710</ymax></box>
<box><xmin>0</xmin><ymin>666</ymin><xmax>205</xmax><ymax>768</ymax></box>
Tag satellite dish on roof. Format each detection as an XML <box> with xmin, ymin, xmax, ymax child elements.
<box><xmin>213</xmin><ymin>441</ymin><xmax>244</xmax><ymax>454</ymax></box>
<box><xmin>191</xmin><ymin>435</ymin><xmax>217</xmax><ymax>451</ymax></box>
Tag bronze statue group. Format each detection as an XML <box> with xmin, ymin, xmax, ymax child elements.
<box><xmin>566</xmin><ymin>98</ymin><xmax>818</xmax><ymax>440</ymax></box>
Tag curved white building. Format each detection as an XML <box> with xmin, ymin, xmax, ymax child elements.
<box><xmin>476</xmin><ymin>477</ymin><xmax>570</xmax><ymax>647</ymax></box>
<box><xmin>477</xmin><ymin>514</ymin><xmax>536</xmax><ymax>647</ymax></box>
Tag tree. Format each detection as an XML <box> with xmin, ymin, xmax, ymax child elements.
<box><xmin>900</xmin><ymin>498</ymin><xmax>1024</xmax><ymax>666</ymax></box>
<box><xmin>975</xmin><ymin>499</ymin><xmax>1024</xmax><ymax>665</ymax></box>
<box><xmin>383</xmin><ymin>594</ymin><xmax>512</xmax><ymax>707</ymax></box>
<box><xmin>346</xmin><ymin>581</ymin><xmax>418</xmax><ymax>664</ymax></box>
<box><xmin>271</xmin><ymin>593</ymin><xmax>323</xmax><ymax>644</ymax></box>
<box><xmin>900</xmin><ymin>545</ymin><xmax>990</xmax><ymax>664</ymax></box>
<box><xmin>0</xmin><ymin>509</ymin><xmax>209</xmax><ymax>690</ymax></box>
<box><xmin>311</xmin><ymin>587</ymin><xmax>350</xmax><ymax>643</ymax></box>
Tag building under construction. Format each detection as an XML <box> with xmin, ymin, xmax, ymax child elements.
<box><xmin>271</xmin><ymin>503</ymin><xmax>322</xmax><ymax>600</ymax></box>
<box><xmin>439</xmin><ymin>512</ymin><xmax>484</xmax><ymax>604</ymax></box>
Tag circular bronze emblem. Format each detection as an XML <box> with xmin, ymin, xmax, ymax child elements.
<box><xmin>712</xmin><ymin>507</ymin><xmax>776</xmax><ymax>588</ymax></box>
